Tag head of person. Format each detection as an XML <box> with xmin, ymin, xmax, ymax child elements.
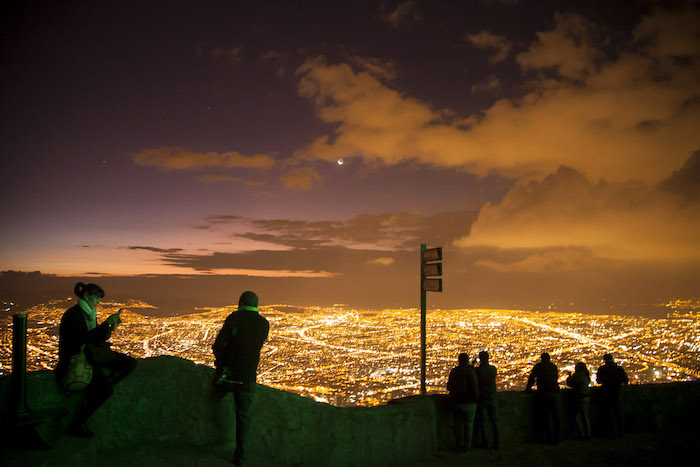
<box><xmin>239</xmin><ymin>291</ymin><xmax>259</xmax><ymax>309</ymax></box>
<box><xmin>458</xmin><ymin>353</ymin><xmax>469</xmax><ymax>366</ymax></box>
<box><xmin>575</xmin><ymin>362</ymin><xmax>589</xmax><ymax>375</ymax></box>
<box><xmin>541</xmin><ymin>352</ymin><xmax>551</xmax><ymax>363</ymax></box>
<box><xmin>479</xmin><ymin>351</ymin><xmax>489</xmax><ymax>364</ymax></box>
<box><xmin>74</xmin><ymin>282</ymin><xmax>104</xmax><ymax>308</ymax></box>
<box><xmin>603</xmin><ymin>353</ymin><xmax>614</xmax><ymax>364</ymax></box>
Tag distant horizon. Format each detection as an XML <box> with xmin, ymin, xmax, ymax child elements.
<box><xmin>2</xmin><ymin>269</ymin><xmax>696</xmax><ymax>319</ymax></box>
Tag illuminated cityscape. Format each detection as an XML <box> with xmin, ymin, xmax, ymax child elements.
<box><xmin>1</xmin><ymin>298</ymin><xmax>698</xmax><ymax>407</ymax></box>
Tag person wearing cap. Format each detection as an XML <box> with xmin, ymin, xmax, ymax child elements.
<box><xmin>212</xmin><ymin>291</ymin><xmax>269</xmax><ymax>466</ymax></box>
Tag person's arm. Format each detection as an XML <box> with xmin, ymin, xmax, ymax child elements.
<box><xmin>619</xmin><ymin>366</ymin><xmax>629</xmax><ymax>385</ymax></box>
<box><xmin>212</xmin><ymin>317</ymin><xmax>230</xmax><ymax>361</ymax></box>
<box><xmin>526</xmin><ymin>365</ymin><xmax>537</xmax><ymax>391</ymax></box>
<box><xmin>86</xmin><ymin>320</ymin><xmax>112</xmax><ymax>345</ymax></box>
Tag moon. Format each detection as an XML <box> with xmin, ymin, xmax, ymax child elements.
<box><xmin>337</xmin><ymin>158</ymin><xmax>344</xmax><ymax>165</ymax></box>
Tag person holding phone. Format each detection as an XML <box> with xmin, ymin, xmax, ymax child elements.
<box><xmin>55</xmin><ymin>282</ymin><xmax>137</xmax><ymax>437</ymax></box>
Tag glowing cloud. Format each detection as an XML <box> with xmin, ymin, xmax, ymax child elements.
<box><xmin>466</xmin><ymin>30</ymin><xmax>513</xmax><ymax>63</ymax></box>
<box><xmin>456</xmin><ymin>165</ymin><xmax>700</xmax><ymax>264</ymax></box>
<box><xmin>294</xmin><ymin>7</ymin><xmax>700</xmax><ymax>183</ymax></box>
<box><xmin>133</xmin><ymin>146</ymin><xmax>274</xmax><ymax>170</ymax></box>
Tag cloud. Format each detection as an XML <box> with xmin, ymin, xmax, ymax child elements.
<box><xmin>349</xmin><ymin>56</ymin><xmax>398</xmax><ymax>81</ymax></box>
<box><xmin>197</xmin><ymin>174</ymin><xmax>267</xmax><ymax>185</ymax></box>
<box><xmin>471</xmin><ymin>74</ymin><xmax>501</xmax><ymax>94</ymax></box>
<box><xmin>293</xmin><ymin>7</ymin><xmax>700</xmax><ymax>183</ymax></box>
<box><xmin>515</xmin><ymin>13</ymin><xmax>605</xmax><ymax>80</ymax></box>
<box><xmin>367</xmin><ymin>257</ymin><xmax>395</xmax><ymax>265</ymax></box>
<box><xmin>473</xmin><ymin>247</ymin><xmax>601</xmax><ymax>273</ymax></box>
<box><xmin>280</xmin><ymin>167</ymin><xmax>321</xmax><ymax>190</ymax></box>
<box><xmin>660</xmin><ymin>149</ymin><xmax>700</xmax><ymax>202</ymax></box>
<box><xmin>466</xmin><ymin>30</ymin><xmax>513</xmax><ymax>63</ymax></box>
<box><xmin>379</xmin><ymin>1</ymin><xmax>421</xmax><ymax>28</ymax></box>
<box><xmin>133</xmin><ymin>146</ymin><xmax>275</xmax><ymax>171</ymax></box>
<box><xmin>208</xmin><ymin>210</ymin><xmax>478</xmax><ymax>251</ymax></box>
<box><xmin>456</xmin><ymin>162</ymin><xmax>700</xmax><ymax>265</ymax></box>
<box><xmin>126</xmin><ymin>246</ymin><xmax>184</xmax><ymax>254</ymax></box>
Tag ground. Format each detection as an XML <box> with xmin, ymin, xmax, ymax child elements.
<box><xmin>2</xmin><ymin>431</ymin><xmax>694</xmax><ymax>466</ymax></box>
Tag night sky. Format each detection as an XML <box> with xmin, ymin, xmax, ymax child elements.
<box><xmin>1</xmin><ymin>1</ymin><xmax>698</xmax><ymax>313</ymax></box>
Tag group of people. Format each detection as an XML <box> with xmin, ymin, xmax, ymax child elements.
<box><xmin>525</xmin><ymin>352</ymin><xmax>629</xmax><ymax>443</ymax></box>
<box><xmin>447</xmin><ymin>349</ymin><xmax>629</xmax><ymax>451</ymax></box>
<box><xmin>446</xmin><ymin>351</ymin><xmax>500</xmax><ymax>451</ymax></box>
<box><xmin>56</xmin><ymin>283</ymin><xmax>267</xmax><ymax>466</ymax></box>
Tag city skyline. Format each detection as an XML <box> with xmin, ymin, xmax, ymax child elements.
<box><xmin>2</xmin><ymin>298</ymin><xmax>698</xmax><ymax>406</ymax></box>
<box><xmin>1</xmin><ymin>1</ymin><xmax>699</xmax><ymax>312</ymax></box>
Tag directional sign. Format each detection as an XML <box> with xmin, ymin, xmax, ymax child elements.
<box><xmin>423</xmin><ymin>262</ymin><xmax>442</xmax><ymax>277</ymax></box>
<box><xmin>423</xmin><ymin>278</ymin><xmax>442</xmax><ymax>292</ymax></box>
<box><xmin>422</xmin><ymin>247</ymin><xmax>442</xmax><ymax>263</ymax></box>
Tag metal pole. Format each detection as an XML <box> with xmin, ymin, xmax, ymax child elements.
<box><xmin>420</xmin><ymin>243</ymin><xmax>426</xmax><ymax>397</ymax></box>
<box><xmin>11</xmin><ymin>313</ymin><xmax>29</xmax><ymax>419</ymax></box>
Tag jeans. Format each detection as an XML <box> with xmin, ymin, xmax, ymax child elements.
<box><xmin>475</xmin><ymin>401</ymin><xmax>500</xmax><ymax>448</ymax></box>
<box><xmin>454</xmin><ymin>402</ymin><xmax>477</xmax><ymax>449</ymax></box>
<box><xmin>214</xmin><ymin>376</ymin><xmax>256</xmax><ymax>465</ymax></box>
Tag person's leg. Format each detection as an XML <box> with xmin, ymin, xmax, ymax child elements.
<box><xmin>612</xmin><ymin>395</ymin><xmax>623</xmax><ymax>437</ymax></box>
<box><xmin>474</xmin><ymin>402</ymin><xmax>486</xmax><ymax>448</ymax></box>
<box><xmin>103</xmin><ymin>352</ymin><xmax>137</xmax><ymax>384</ymax></box>
<box><xmin>463</xmin><ymin>403</ymin><xmax>477</xmax><ymax>450</ymax></box>
<box><xmin>454</xmin><ymin>405</ymin><xmax>466</xmax><ymax>451</ymax></box>
<box><xmin>232</xmin><ymin>384</ymin><xmax>255</xmax><ymax>465</ymax></box>
<box><xmin>68</xmin><ymin>370</ymin><xmax>114</xmax><ymax>436</ymax></box>
<box><xmin>551</xmin><ymin>393</ymin><xmax>562</xmax><ymax>443</ymax></box>
<box><xmin>581</xmin><ymin>397</ymin><xmax>591</xmax><ymax>439</ymax></box>
<box><xmin>488</xmin><ymin>404</ymin><xmax>499</xmax><ymax>448</ymax></box>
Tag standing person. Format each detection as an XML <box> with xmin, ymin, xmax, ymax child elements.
<box><xmin>213</xmin><ymin>291</ymin><xmax>269</xmax><ymax>466</ymax></box>
<box><xmin>55</xmin><ymin>282</ymin><xmax>137</xmax><ymax>437</ymax></box>
<box><xmin>474</xmin><ymin>351</ymin><xmax>500</xmax><ymax>449</ymax></box>
<box><xmin>447</xmin><ymin>353</ymin><xmax>479</xmax><ymax>451</ymax></box>
<box><xmin>596</xmin><ymin>353</ymin><xmax>629</xmax><ymax>438</ymax></box>
<box><xmin>566</xmin><ymin>362</ymin><xmax>591</xmax><ymax>440</ymax></box>
<box><xmin>525</xmin><ymin>352</ymin><xmax>561</xmax><ymax>444</ymax></box>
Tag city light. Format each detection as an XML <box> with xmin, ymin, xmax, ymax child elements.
<box><xmin>1</xmin><ymin>299</ymin><xmax>698</xmax><ymax>407</ymax></box>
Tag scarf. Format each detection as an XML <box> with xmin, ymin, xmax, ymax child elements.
<box><xmin>78</xmin><ymin>299</ymin><xmax>97</xmax><ymax>330</ymax></box>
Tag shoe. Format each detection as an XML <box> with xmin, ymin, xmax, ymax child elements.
<box><xmin>68</xmin><ymin>423</ymin><xmax>94</xmax><ymax>438</ymax></box>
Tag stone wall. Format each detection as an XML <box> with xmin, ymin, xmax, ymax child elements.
<box><xmin>1</xmin><ymin>356</ymin><xmax>436</xmax><ymax>466</ymax></box>
<box><xmin>1</xmin><ymin>356</ymin><xmax>699</xmax><ymax>466</ymax></box>
<box><xmin>429</xmin><ymin>380</ymin><xmax>700</xmax><ymax>449</ymax></box>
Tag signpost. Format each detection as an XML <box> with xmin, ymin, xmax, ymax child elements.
<box><xmin>420</xmin><ymin>244</ymin><xmax>442</xmax><ymax>397</ymax></box>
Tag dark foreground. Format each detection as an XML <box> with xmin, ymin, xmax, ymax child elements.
<box><xmin>414</xmin><ymin>432</ymin><xmax>694</xmax><ymax>467</ymax></box>
<box><xmin>3</xmin><ymin>431</ymin><xmax>694</xmax><ymax>467</ymax></box>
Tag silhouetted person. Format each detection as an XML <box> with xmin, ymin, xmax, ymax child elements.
<box><xmin>525</xmin><ymin>352</ymin><xmax>561</xmax><ymax>444</ymax></box>
<box><xmin>474</xmin><ymin>350</ymin><xmax>500</xmax><ymax>449</ymax></box>
<box><xmin>596</xmin><ymin>353</ymin><xmax>629</xmax><ymax>438</ymax></box>
<box><xmin>55</xmin><ymin>282</ymin><xmax>137</xmax><ymax>437</ymax></box>
<box><xmin>447</xmin><ymin>352</ymin><xmax>479</xmax><ymax>451</ymax></box>
<box><xmin>566</xmin><ymin>362</ymin><xmax>591</xmax><ymax>440</ymax></box>
<box><xmin>213</xmin><ymin>291</ymin><xmax>269</xmax><ymax>466</ymax></box>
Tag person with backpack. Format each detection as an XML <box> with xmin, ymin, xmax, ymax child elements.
<box><xmin>447</xmin><ymin>352</ymin><xmax>479</xmax><ymax>451</ymax></box>
<box><xmin>212</xmin><ymin>291</ymin><xmax>269</xmax><ymax>466</ymax></box>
